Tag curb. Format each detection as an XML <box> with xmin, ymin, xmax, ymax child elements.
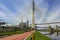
<box><xmin>24</xmin><ymin>33</ymin><xmax>32</xmax><ymax>40</ymax></box>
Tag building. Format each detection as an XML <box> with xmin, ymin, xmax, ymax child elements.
<box><xmin>19</xmin><ymin>20</ymin><xmax>29</xmax><ymax>31</ymax></box>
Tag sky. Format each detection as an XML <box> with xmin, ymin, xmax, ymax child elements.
<box><xmin>0</xmin><ymin>0</ymin><xmax>60</xmax><ymax>25</ymax></box>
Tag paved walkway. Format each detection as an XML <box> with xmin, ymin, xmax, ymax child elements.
<box><xmin>0</xmin><ymin>31</ymin><xmax>33</xmax><ymax>40</ymax></box>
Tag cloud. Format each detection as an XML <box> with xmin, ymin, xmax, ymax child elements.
<box><xmin>0</xmin><ymin>0</ymin><xmax>33</xmax><ymax>25</ymax></box>
<box><xmin>0</xmin><ymin>12</ymin><xmax>6</xmax><ymax>18</ymax></box>
<box><xmin>35</xmin><ymin>0</ymin><xmax>60</xmax><ymax>24</ymax></box>
<box><xmin>35</xmin><ymin>0</ymin><xmax>48</xmax><ymax>23</ymax></box>
<box><xmin>0</xmin><ymin>0</ymin><xmax>60</xmax><ymax>25</ymax></box>
<box><xmin>0</xmin><ymin>3</ymin><xmax>20</xmax><ymax>25</ymax></box>
<box><xmin>45</xmin><ymin>5</ymin><xmax>60</xmax><ymax>22</ymax></box>
<box><xmin>17</xmin><ymin>4</ymin><xmax>32</xmax><ymax>23</ymax></box>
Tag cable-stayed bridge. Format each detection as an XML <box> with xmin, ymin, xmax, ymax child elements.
<box><xmin>35</xmin><ymin>22</ymin><xmax>60</xmax><ymax>25</ymax></box>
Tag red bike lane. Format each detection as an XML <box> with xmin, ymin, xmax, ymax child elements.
<box><xmin>0</xmin><ymin>31</ymin><xmax>33</xmax><ymax>40</ymax></box>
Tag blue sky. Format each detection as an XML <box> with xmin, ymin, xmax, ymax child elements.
<box><xmin>0</xmin><ymin>0</ymin><xmax>60</xmax><ymax>25</ymax></box>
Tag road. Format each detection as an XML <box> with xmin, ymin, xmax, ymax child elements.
<box><xmin>0</xmin><ymin>31</ymin><xmax>33</xmax><ymax>40</ymax></box>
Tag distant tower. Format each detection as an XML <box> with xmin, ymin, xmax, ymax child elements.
<box><xmin>27</xmin><ymin>20</ymin><xmax>29</xmax><ymax>27</ymax></box>
<box><xmin>21</xmin><ymin>16</ymin><xmax>23</xmax><ymax>23</ymax></box>
<box><xmin>21</xmin><ymin>16</ymin><xmax>23</xmax><ymax>30</ymax></box>
<box><xmin>32</xmin><ymin>0</ymin><xmax>35</xmax><ymax>29</ymax></box>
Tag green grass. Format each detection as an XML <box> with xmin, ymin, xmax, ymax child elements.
<box><xmin>54</xmin><ymin>30</ymin><xmax>60</xmax><ymax>32</ymax></box>
<box><xmin>27</xmin><ymin>31</ymin><xmax>52</xmax><ymax>40</ymax></box>
<box><xmin>0</xmin><ymin>31</ymin><xmax>25</xmax><ymax>36</ymax></box>
<box><xmin>35</xmin><ymin>31</ymin><xmax>52</xmax><ymax>40</ymax></box>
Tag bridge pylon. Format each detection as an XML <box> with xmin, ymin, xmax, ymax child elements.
<box><xmin>32</xmin><ymin>0</ymin><xmax>35</xmax><ymax>30</ymax></box>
